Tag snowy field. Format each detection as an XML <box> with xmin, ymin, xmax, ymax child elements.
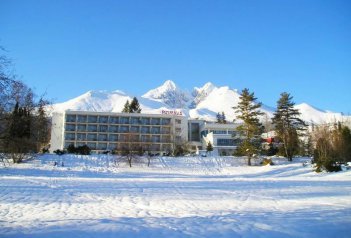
<box><xmin>0</xmin><ymin>155</ymin><xmax>350</xmax><ymax>238</ymax></box>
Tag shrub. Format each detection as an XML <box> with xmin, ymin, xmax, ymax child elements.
<box><xmin>53</xmin><ymin>149</ymin><xmax>65</xmax><ymax>155</ymax></box>
<box><xmin>65</xmin><ymin>144</ymin><xmax>91</xmax><ymax>155</ymax></box>
<box><xmin>261</xmin><ymin>158</ymin><xmax>274</xmax><ymax>166</ymax></box>
<box><xmin>75</xmin><ymin>145</ymin><xmax>91</xmax><ymax>155</ymax></box>
<box><xmin>66</xmin><ymin>144</ymin><xmax>76</xmax><ymax>154</ymax></box>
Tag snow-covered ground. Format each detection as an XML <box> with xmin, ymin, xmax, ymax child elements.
<box><xmin>0</xmin><ymin>155</ymin><xmax>350</xmax><ymax>238</ymax></box>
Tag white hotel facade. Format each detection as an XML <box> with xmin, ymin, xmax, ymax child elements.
<box><xmin>50</xmin><ymin>110</ymin><xmax>240</xmax><ymax>155</ymax></box>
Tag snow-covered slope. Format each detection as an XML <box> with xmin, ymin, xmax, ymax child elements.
<box><xmin>51</xmin><ymin>80</ymin><xmax>350</xmax><ymax>124</ymax></box>
<box><xmin>295</xmin><ymin>103</ymin><xmax>346</xmax><ymax>124</ymax></box>
<box><xmin>1</xmin><ymin>155</ymin><xmax>351</xmax><ymax>238</ymax></box>
<box><xmin>52</xmin><ymin>90</ymin><xmax>167</xmax><ymax>114</ymax></box>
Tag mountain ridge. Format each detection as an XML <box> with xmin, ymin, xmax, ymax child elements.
<box><xmin>52</xmin><ymin>80</ymin><xmax>349</xmax><ymax>124</ymax></box>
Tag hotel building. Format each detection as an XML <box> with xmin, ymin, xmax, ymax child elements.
<box><xmin>50</xmin><ymin>111</ymin><xmax>188</xmax><ymax>154</ymax></box>
<box><xmin>50</xmin><ymin>110</ymin><xmax>240</xmax><ymax>155</ymax></box>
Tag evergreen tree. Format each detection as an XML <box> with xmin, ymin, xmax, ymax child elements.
<box><xmin>129</xmin><ymin>97</ymin><xmax>142</xmax><ymax>113</ymax></box>
<box><xmin>333</xmin><ymin>123</ymin><xmax>351</xmax><ymax>163</ymax></box>
<box><xmin>122</xmin><ymin>97</ymin><xmax>142</xmax><ymax>113</ymax></box>
<box><xmin>216</xmin><ymin>112</ymin><xmax>227</xmax><ymax>124</ymax></box>
<box><xmin>34</xmin><ymin>97</ymin><xmax>50</xmax><ymax>152</ymax></box>
<box><xmin>216</xmin><ymin>112</ymin><xmax>221</xmax><ymax>123</ymax></box>
<box><xmin>221</xmin><ymin>112</ymin><xmax>226</xmax><ymax>124</ymax></box>
<box><xmin>233</xmin><ymin>88</ymin><xmax>263</xmax><ymax>165</ymax></box>
<box><xmin>206</xmin><ymin>141</ymin><xmax>214</xmax><ymax>154</ymax></box>
<box><xmin>5</xmin><ymin>102</ymin><xmax>33</xmax><ymax>162</ymax></box>
<box><xmin>272</xmin><ymin>92</ymin><xmax>306</xmax><ymax>161</ymax></box>
<box><xmin>122</xmin><ymin>100</ymin><xmax>131</xmax><ymax>113</ymax></box>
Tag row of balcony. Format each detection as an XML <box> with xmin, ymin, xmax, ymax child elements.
<box><xmin>65</xmin><ymin>142</ymin><xmax>172</xmax><ymax>151</ymax></box>
<box><xmin>65</xmin><ymin>124</ymin><xmax>172</xmax><ymax>134</ymax></box>
<box><xmin>65</xmin><ymin>133</ymin><xmax>172</xmax><ymax>143</ymax></box>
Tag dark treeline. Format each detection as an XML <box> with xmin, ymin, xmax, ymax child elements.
<box><xmin>0</xmin><ymin>48</ymin><xmax>50</xmax><ymax>163</ymax></box>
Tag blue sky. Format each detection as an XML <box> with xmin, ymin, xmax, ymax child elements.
<box><xmin>1</xmin><ymin>0</ymin><xmax>350</xmax><ymax>113</ymax></box>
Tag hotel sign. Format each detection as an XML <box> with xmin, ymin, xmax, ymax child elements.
<box><xmin>161</xmin><ymin>110</ymin><xmax>183</xmax><ymax>116</ymax></box>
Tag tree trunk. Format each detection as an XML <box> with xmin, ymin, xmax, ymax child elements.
<box><xmin>282</xmin><ymin>135</ymin><xmax>290</xmax><ymax>161</ymax></box>
<box><xmin>248</xmin><ymin>155</ymin><xmax>251</xmax><ymax>166</ymax></box>
<box><xmin>128</xmin><ymin>155</ymin><xmax>132</xmax><ymax>167</ymax></box>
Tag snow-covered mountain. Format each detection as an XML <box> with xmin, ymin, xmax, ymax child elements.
<box><xmin>142</xmin><ymin>80</ymin><xmax>192</xmax><ymax>108</ymax></box>
<box><xmin>52</xmin><ymin>80</ymin><xmax>349</xmax><ymax>124</ymax></box>
<box><xmin>294</xmin><ymin>103</ymin><xmax>347</xmax><ymax>124</ymax></box>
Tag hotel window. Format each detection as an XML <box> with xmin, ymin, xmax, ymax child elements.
<box><xmin>65</xmin><ymin>133</ymin><xmax>75</xmax><ymax>140</ymax></box>
<box><xmin>131</xmin><ymin>117</ymin><xmax>140</xmax><ymax>124</ymax></box>
<box><xmin>99</xmin><ymin>125</ymin><xmax>108</xmax><ymax>132</ymax></box>
<box><xmin>99</xmin><ymin>116</ymin><xmax>108</xmax><ymax>123</ymax></box>
<box><xmin>161</xmin><ymin>118</ymin><xmax>171</xmax><ymax>125</ymax></box>
<box><xmin>212</xmin><ymin>130</ymin><xmax>227</xmax><ymax>135</ymax></box>
<box><xmin>109</xmin><ymin>116</ymin><xmax>119</xmax><ymax>124</ymax></box>
<box><xmin>130</xmin><ymin>126</ymin><xmax>139</xmax><ymax>133</ymax></box>
<box><xmin>141</xmin><ymin>117</ymin><xmax>150</xmax><ymax>125</ymax></box>
<box><xmin>120</xmin><ymin>117</ymin><xmax>129</xmax><ymax>124</ymax></box>
<box><xmin>109</xmin><ymin>125</ymin><xmax>118</xmax><ymax>133</ymax></box>
<box><xmin>108</xmin><ymin>143</ymin><xmax>118</xmax><ymax>150</ymax></box>
<box><xmin>87</xmin><ymin>142</ymin><xmax>96</xmax><ymax>150</ymax></box>
<box><xmin>66</xmin><ymin>115</ymin><xmax>76</xmax><ymax>123</ymax></box>
<box><xmin>151</xmin><ymin>118</ymin><xmax>160</xmax><ymax>125</ymax></box>
<box><xmin>141</xmin><ymin>126</ymin><xmax>150</xmax><ymax>134</ymax></box>
<box><xmin>77</xmin><ymin>133</ymin><xmax>86</xmax><ymax>141</ymax></box>
<box><xmin>66</xmin><ymin>124</ymin><xmax>76</xmax><ymax>131</ymax></box>
<box><xmin>97</xmin><ymin>143</ymin><xmax>107</xmax><ymax>150</ymax></box>
<box><xmin>87</xmin><ymin>133</ymin><xmax>97</xmax><ymax>141</ymax></box>
<box><xmin>175</xmin><ymin>119</ymin><xmax>182</xmax><ymax>124</ymax></box>
<box><xmin>76</xmin><ymin>124</ymin><xmax>86</xmax><ymax>132</ymax></box>
<box><xmin>217</xmin><ymin>139</ymin><xmax>235</xmax><ymax>146</ymax></box>
<box><xmin>77</xmin><ymin>115</ymin><xmax>87</xmax><ymax>123</ymax></box>
<box><xmin>109</xmin><ymin>134</ymin><xmax>118</xmax><ymax>141</ymax></box>
<box><xmin>119</xmin><ymin>126</ymin><xmax>129</xmax><ymax>133</ymax></box>
<box><xmin>88</xmin><ymin>115</ymin><xmax>98</xmax><ymax>123</ymax></box>
<box><xmin>151</xmin><ymin>135</ymin><xmax>161</xmax><ymax>143</ymax></box>
<box><xmin>190</xmin><ymin>123</ymin><xmax>200</xmax><ymax>142</ymax></box>
<box><xmin>98</xmin><ymin>134</ymin><xmax>108</xmax><ymax>141</ymax></box>
<box><xmin>151</xmin><ymin>126</ymin><xmax>160</xmax><ymax>134</ymax></box>
<box><xmin>87</xmin><ymin>125</ymin><xmax>97</xmax><ymax>132</ymax></box>
<box><xmin>131</xmin><ymin>135</ymin><xmax>139</xmax><ymax>142</ymax></box>
<box><xmin>141</xmin><ymin>135</ymin><xmax>150</xmax><ymax>142</ymax></box>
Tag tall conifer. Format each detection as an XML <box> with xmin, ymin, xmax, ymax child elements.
<box><xmin>272</xmin><ymin>92</ymin><xmax>306</xmax><ymax>161</ymax></box>
<box><xmin>233</xmin><ymin>88</ymin><xmax>263</xmax><ymax>165</ymax></box>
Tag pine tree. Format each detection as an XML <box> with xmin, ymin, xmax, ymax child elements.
<box><xmin>122</xmin><ymin>100</ymin><xmax>131</xmax><ymax>113</ymax></box>
<box><xmin>5</xmin><ymin>102</ymin><xmax>33</xmax><ymax>162</ymax></box>
<box><xmin>33</xmin><ymin>97</ymin><xmax>50</xmax><ymax>152</ymax></box>
<box><xmin>206</xmin><ymin>141</ymin><xmax>214</xmax><ymax>154</ymax></box>
<box><xmin>216</xmin><ymin>112</ymin><xmax>221</xmax><ymax>123</ymax></box>
<box><xmin>233</xmin><ymin>88</ymin><xmax>263</xmax><ymax>165</ymax></box>
<box><xmin>272</xmin><ymin>92</ymin><xmax>306</xmax><ymax>161</ymax></box>
<box><xmin>221</xmin><ymin>112</ymin><xmax>226</xmax><ymax>124</ymax></box>
<box><xmin>129</xmin><ymin>97</ymin><xmax>142</xmax><ymax>113</ymax></box>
